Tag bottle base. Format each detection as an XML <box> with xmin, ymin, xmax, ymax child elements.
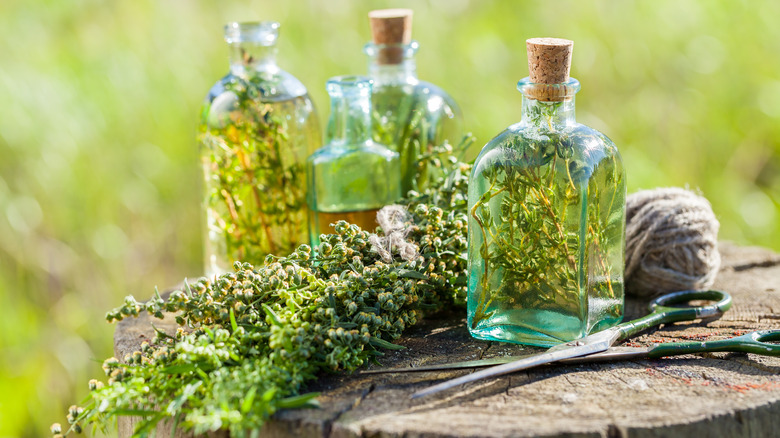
<box><xmin>468</xmin><ymin>324</ymin><xmax>573</xmax><ymax>348</ymax></box>
<box><xmin>468</xmin><ymin>308</ymin><xmax>589</xmax><ymax>347</ymax></box>
<box><xmin>468</xmin><ymin>308</ymin><xmax>623</xmax><ymax>347</ymax></box>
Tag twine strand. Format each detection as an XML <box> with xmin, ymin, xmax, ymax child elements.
<box><xmin>625</xmin><ymin>187</ymin><xmax>720</xmax><ymax>297</ymax></box>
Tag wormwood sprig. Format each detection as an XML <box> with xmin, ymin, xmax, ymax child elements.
<box><xmin>54</xmin><ymin>141</ymin><xmax>473</xmax><ymax>437</ymax></box>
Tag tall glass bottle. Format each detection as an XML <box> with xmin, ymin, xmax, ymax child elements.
<box><xmin>365</xmin><ymin>9</ymin><xmax>462</xmax><ymax>195</ymax></box>
<box><xmin>307</xmin><ymin>76</ymin><xmax>400</xmax><ymax>247</ymax></box>
<box><xmin>199</xmin><ymin>22</ymin><xmax>320</xmax><ymax>276</ymax></box>
<box><xmin>467</xmin><ymin>38</ymin><xmax>626</xmax><ymax>347</ymax></box>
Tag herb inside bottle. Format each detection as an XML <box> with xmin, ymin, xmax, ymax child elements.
<box><xmin>365</xmin><ymin>9</ymin><xmax>463</xmax><ymax>195</ymax></box>
<box><xmin>467</xmin><ymin>38</ymin><xmax>626</xmax><ymax>347</ymax></box>
<box><xmin>199</xmin><ymin>22</ymin><xmax>320</xmax><ymax>275</ymax></box>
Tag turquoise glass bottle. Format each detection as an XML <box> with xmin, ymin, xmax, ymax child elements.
<box><xmin>365</xmin><ymin>9</ymin><xmax>462</xmax><ymax>195</ymax></box>
<box><xmin>467</xmin><ymin>38</ymin><xmax>626</xmax><ymax>347</ymax></box>
<box><xmin>307</xmin><ymin>76</ymin><xmax>401</xmax><ymax>247</ymax></box>
<box><xmin>199</xmin><ymin>22</ymin><xmax>320</xmax><ymax>275</ymax></box>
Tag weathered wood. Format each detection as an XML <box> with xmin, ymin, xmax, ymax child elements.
<box><xmin>115</xmin><ymin>242</ymin><xmax>780</xmax><ymax>437</ymax></box>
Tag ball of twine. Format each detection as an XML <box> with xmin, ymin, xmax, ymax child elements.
<box><xmin>625</xmin><ymin>187</ymin><xmax>721</xmax><ymax>297</ymax></box>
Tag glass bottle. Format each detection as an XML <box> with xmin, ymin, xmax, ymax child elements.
<box><xmin>366</xmin><ymin>9</ymin><xmax>462</xmax><ymax>195</ymax></box>
<box><xmin>199</xmin><ymin>22</ymin><xmax>320</xmax><ymax>276</ymax></box>
<box><xmin>307</xmin><ymin>76</ymin><xmax>400</xmax><ymax>247</ymax></box>
<box><xmin>467</xmin><ymin>38</ymin><xmax>626</xmax><ymax>347</ymax></box>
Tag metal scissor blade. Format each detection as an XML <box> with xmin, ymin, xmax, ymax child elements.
<box><xmin>410</xmin><ymin>328</ymin><xmax>621</xmax><ymax>399</ymax></box>
<box><xmin>561</xmin><ymin>346</ymin><xmax>650</xmax><ymax>363</ymax></box>
<box><xmin>362</xmin><ymin>346</ymin><xmax>652</xmax><ymax>374</ymax></box>
<box><xmin>360</xmin><ymin>356</ymin><xmax>530</xmax><ymax>374</ymax></box>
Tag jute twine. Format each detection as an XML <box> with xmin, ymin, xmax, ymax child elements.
<box><xmin>370</xmin><ymin>186</ymin><xmax>720</xmax><ymax>298</ymax></box>
<box><xmin>625</xmin><ymin>187</ymin><xmax>720</xmax><ymax>297</ymax></box>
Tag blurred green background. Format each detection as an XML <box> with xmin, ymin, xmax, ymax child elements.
<box><xmin>2</xmin><ymin>0</ymin><xmax>779</xmax><ymax>436</ymax></box>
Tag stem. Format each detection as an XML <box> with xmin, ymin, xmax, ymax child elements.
<box><xmin>221</xmin><ymin>189</ymin><xmax>241</xmax><ymax>229</ymax></box>
<box><xmin>527</xmin><ymin>184</ymin><xmax>575</xmax><ymax>270</ymax></box>
<box><xmin>470</xmin><ymin>184</ymin><xmax>507</xmax><ymax>324</ymax></box>
<box><xmin>251</xmin><ymin>184</ymin><xmax>277</xmax><ymax>253</ymax></box>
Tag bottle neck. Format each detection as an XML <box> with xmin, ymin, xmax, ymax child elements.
<box><xmin>228</xmin><ymin>43</ymin><xmax>279</xmax><ymax>76</ymax></box>
<box><xmin>368</xmin><ymin>59</ymin><xmax>418</xmax><ymax>86</ymax></box>
<box><xmin>224</xmin><ymin>22</ymin><xmax>281</xmax><ymax>77</ymax></box>
<box><xmin>364</xmin><ymin>41</ymin><xmax>419</xmax><ymax>86</ymax></box>
<box><xmin>517</xmin><ymin>77</ymin><xmax>581</xmax><ymax>131</ymax></box>
<box><xmin>521</xmin><ymin>96</ymin><xmax>576</xmax><ymax>131</ymax></box>
<box><xmin>325</xmin><ymin>77</ymin><xmax>373</xmax><ymax>146</ymax></box>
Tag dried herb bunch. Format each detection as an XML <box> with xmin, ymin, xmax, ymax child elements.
<box><xmin>53</xmin><ymin>141</ymin><xmax>471</xmax><ymax>437</ymax></box>
<box><xmin>469</xmin><ymin>99</ymin><xmax>625</xmax><ymax>343</ymax></box>
<box><xmin>200</xmin><ymin>71</ymin><xmax>314</xmax><ymax>271</ymax></box>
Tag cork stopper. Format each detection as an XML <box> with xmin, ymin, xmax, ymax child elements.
<box><xmin>525</xmin><ymin>37</ymin><xmax>574</xmax><ymax>101</ymax></box>
<box><xmin>368</xmin><ymin>9</ymin><xmax>413</xmax><ymax>65</ymax></box>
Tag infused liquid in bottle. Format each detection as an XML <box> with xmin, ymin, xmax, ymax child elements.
<box><xmin>467</xmin><ymin>38</ymin><xmax>626</xmax><ymax>347</ymax></box>
<box><xmin>365</xmin><ymin>9</ymin><xmax>462</xmax><ymax>195</ymax></box>
<box><xmin>199</xmin><ymin>22</ymin><xmax>320</xmax><ymax>275</ymax></box>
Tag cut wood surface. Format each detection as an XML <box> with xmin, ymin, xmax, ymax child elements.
<box><xmin>115</xmin><ymin>242</ymin><xmax>780</xmax><ymax>438</ymax></box>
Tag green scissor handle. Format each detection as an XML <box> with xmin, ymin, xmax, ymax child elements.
<box><xmin>615</xmin><ymin>290</ymin><xmax>732</xmax><ymax>342</ymax></box>
<box><xmin>648</xmin><ymin>329</ymin><xmax>780</xmax><ymax>358</ymax></box>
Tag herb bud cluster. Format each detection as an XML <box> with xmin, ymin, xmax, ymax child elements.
<box><xmin>54</xmin><ymin>142</ymin><xmax>472</xmax><ymax>437</ymax></box>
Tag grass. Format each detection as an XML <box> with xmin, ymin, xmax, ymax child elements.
<box><xmin>1</xmin><ymin>0</ymin><xmax>778</xmax><ymax>436</ymax></box>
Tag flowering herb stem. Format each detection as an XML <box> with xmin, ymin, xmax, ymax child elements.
<box><xmin>53</xmin><ymin>139</ymin><xmax>473</xmax><ymax>437</ymax></box>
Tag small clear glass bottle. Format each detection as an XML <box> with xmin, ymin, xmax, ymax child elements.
<box><xmin>467</xmin><ymin>38</ymin><xmax>626</xmax><ymax>347</ymax></box>
<box><xmin>365</xmin><ymin>9</ymin><xmax>462</xmax><ymax>195</ymax></box>
<box><xmin>307</xmin><ymin>76</ymin><xmax>400</xmax><ymax>247</ymax></box>
<box><xmin>199</xmin><ymin>22</ymin><xmax>320</xmax><ymax>276</ymax></box>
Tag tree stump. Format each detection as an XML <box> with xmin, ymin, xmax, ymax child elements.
<box><xmin>115</xmin><ymin>242</ymin><xmax>780</xmax><ymax>437</ymax></box>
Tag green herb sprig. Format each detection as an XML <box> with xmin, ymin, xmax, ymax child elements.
<box><xmin>53</xmin><ymin>140</ymin><xmax>472</xmax><ymax>437</ymax></box>
<box><xmin>371</xmin><ymin>88</ymin><xmax>461</xmax><ymax>196</ymax></box>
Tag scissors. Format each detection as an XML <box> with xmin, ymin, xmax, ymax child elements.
<box><xmin>403</xmin><ymin>289</ymin><xmax>735</xmax><ymax>399</ymax></box>
<box><xmin>364</xmin><ymin>329</ymin><xmax>780</xmax><ymax>372</ymax></box>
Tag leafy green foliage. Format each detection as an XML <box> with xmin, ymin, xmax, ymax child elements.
<box><xmin>53</xmin><ymin>149</ymin><xmax>471</xmax><ymax>437</ymax></box>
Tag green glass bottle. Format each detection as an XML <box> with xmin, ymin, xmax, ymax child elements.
<box><xmin>467</xmin><ymin>38</ymin><xmax>626</xmax><ymax>347</ymax></box>
<box><xmin>365</xmin><ymin>9</ymin><xmax>462</xmax><ymax>195</ymax></box>
<box><xmin>307</xmin><ymin>76</ymin><xmax>401</xmax><ymax>247</ymax></box>
<box><xmin>199</xmin><ymin>22</ymin><xmax>320</xmax><ymax>276</ymax></box>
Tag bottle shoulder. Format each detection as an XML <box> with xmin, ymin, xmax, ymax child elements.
<box><xmin>201</xmin><ymin>70</ymin><xmax>317</xmax><ymax>129</ymax></box>
<box><xmin>477</xmin><ymin>122</ymin><xmax>619</xmax><ymax>156</ymax></box>
<box><xmin>205</xmin><ymin>70</ymin><xmax>311</xmax><ymax>104</ymax></box>
<box><xmin>472</xmin><ymin>122</ymin><xmax>622</xmax><ymax>178</ymax></box>
<box><xmin>372</xmin><ymin>80</ymin><xmax>461</xmax><ymax>117</ymax></box>
<box><xmin>414</xmin><ymin>80</ymin><xmax>460</xmax><ymax>110</ymax></box>
<box><xmin>308</xmin><ymin>141</ymin><xmax>399</xmax><ymax>166</ymax></box>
